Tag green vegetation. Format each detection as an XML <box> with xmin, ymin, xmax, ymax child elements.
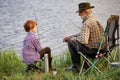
<box><xmin>0</xmin><ymin>50</ymin><xmax>120</xmax><ymax>80</ymax></box>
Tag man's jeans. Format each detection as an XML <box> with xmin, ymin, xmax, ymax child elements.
<box><xmin>67</xmin><ymin>40</ymin><xmax>98</xmax><ymax>67</ymax></box>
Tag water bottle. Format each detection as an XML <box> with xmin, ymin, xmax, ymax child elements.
<box><xmin>44</xmin><ymin>54</ymin><xmax>49</xmax><ymax>73</ymax></box>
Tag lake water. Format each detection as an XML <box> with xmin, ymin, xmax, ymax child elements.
<box><xmin>0</xmin><ymin>0</ymin><xmax>120</xmax><ymax>56</ymax></box>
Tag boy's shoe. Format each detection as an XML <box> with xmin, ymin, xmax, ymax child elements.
<box><xmin>26</xmin><ymin>64</ymin><xmax>42</xmax><ymax>73</ymax></box>
<box><xmin>25</xmin><ymin>66</ymin><xmax>32</xmax><ymax>73</ymax></box>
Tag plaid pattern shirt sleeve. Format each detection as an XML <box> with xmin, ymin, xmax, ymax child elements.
<box><xmin>76</xmin><ymin>24</ymin><xmax>90</xmax><ymax>44</ymax></box>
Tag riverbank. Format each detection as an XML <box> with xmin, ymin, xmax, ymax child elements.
<box><xmin>0</xmin><ymin>50</ymin><xmax>120</xmax><ymax>80</ymax></box>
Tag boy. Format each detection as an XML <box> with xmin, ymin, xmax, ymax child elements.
<box><xmin>22</xmin><ymin>20</ymin><xmax>54</xmax><ymax>72</ymax></box>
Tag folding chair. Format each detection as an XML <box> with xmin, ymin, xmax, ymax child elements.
<box><xmin>78</xmin><ymin>15</ymin><xmax>120</xmax><ymax>75</ymax></box>
<box><xmin>104</xmin><ymin>15</ymin><xmax>120</xmax><ymax>67</ymax></box>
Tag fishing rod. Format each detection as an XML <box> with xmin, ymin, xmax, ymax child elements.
<box><xmin>70</xmin><ymin>19</ymin><xmax>81</xmax><ymax>30</ymax></box>
<box><xmin>34</xmin><ymin>10</ymin><xmax>40</xmax><ymax>41</ymax></box>
<box><xmin>89</xmin><ymin>21</ymin><xmax>108</xmax><ymax>76</ymax></box>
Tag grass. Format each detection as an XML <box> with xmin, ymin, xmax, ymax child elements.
<box><xmin>0</xmin><ymin>50</ymin><xmax>120</xmax><ymax>80</ymax></box>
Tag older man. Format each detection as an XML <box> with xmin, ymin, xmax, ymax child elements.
<box><xmin>63</xmin><ymin>2</ymin><xmax>105</xmax><ymax>71</ymax></box>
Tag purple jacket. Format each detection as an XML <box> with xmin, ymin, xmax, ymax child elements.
<box><xmin>22</xmin><ymin>32</ymin><xmax>42</xmax><ymax>65</ymax></box>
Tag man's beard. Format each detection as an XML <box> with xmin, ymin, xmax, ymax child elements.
<box><xmin>80</xmin><ymin>16</ymin><xmax>86</xmax><ymax>20</ymax></box>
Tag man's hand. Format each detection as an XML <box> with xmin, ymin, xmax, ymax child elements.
<box><xmin>63</xmin><ymin>36</ymin><xmax>77</xmax><ymax>44</ymax></box>
<box><xmin>63</xmin><ymin>36</ymin><xmax>72</xmax><ymax>42</ymax></box>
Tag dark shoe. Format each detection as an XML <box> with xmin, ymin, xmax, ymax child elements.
<box><xmin>30</xmin><ymin>64</ymin><xmax>42</xmax><ymax>71</ymax></box>
<box><xmin>65</xmin><ymin>65</ymin><xmax>78</xmax><ymax>71</ymax></box>
<box><xmin>26</xmin><ymin>64</ymin><xmax>42</xmax><ymax>73</ymax></box>
<box><xmin>26</xmin><ymin>68</ymin><xmax>30</xmax><ymax>73</ymax></box>
<box><xmin>26</xmin><ymin>65</ymin><xmax>32</xmax><ymax>73</ymax></box>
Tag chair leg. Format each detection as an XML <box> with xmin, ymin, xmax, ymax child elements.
<box><xmin>84</xmin><ymin>67</ymin><xmax>91</xmax><ymax>74</ymax></box>
<box><xmin>78</xmin><ymin>52</ymin><xmax>103</xmax><ymax>74</ymax></box>
<box><xmin>113</xmin><ymin>49</ymin><xmax>117</xmax><ymax>61</ymax></box>
<box><xmin>79</xmin><ymin>59</ymin><xmax>85</xmax><ymax>74</ymax></box>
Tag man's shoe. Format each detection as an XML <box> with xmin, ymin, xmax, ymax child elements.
<box><xmin>65</xmin><ymin>65</ymin><xmax>78</xmax><ymax>71</ymax></box>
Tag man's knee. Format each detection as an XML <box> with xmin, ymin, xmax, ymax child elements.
<box><xmin>67</xmin><ymin>40</ymin><xmax>77</xmax><ymax>48</ymax></box>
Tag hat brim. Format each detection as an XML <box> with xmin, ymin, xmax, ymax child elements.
<box><xmin>76</xmin><ymin>6</ymin><xmax>94</xmax><ymax>13</ymax></box>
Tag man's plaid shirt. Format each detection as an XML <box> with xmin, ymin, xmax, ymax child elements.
<box><xmin>76</xmin><ymin>14</ymin><xmax>105</xmax><ymax>49</ymax></box>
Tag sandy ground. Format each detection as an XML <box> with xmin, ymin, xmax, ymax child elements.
<box><xmin>0</xmin><ymin>0</ymin><xmax>120</xmax><ymax>56</ymax></box>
